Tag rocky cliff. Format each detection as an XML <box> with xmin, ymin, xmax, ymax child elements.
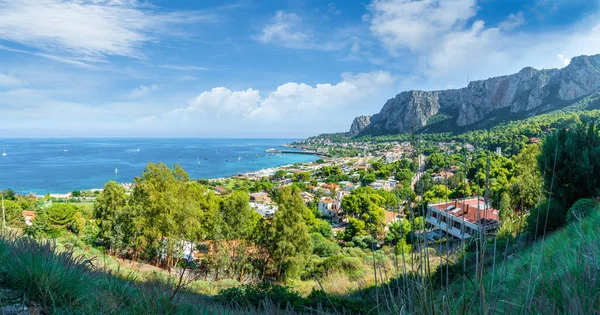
<box><xmin>353</xmin><ymin>54</ymin><xmax>600</xmax><ymax>136</ymax></box>
<box><xmin>348</xmin><ymin>115</ymin><xmax>371</xmax><ymax>136</ymax></box>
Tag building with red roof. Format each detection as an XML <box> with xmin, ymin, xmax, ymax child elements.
<box><xmin>426</xmin><ymin>198</ymin><xmax>500</xmax><ymax>239</ymax></box>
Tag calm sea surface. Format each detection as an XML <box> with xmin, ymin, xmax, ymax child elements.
<box><xmin>0</xmin><ymin>138</ymin><xmax>315</xmax><ymax>194</ymax></box>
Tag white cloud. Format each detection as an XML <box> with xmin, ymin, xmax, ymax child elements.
<box><xmin>0</xmin><ymin>0</ymin><xmax>213</xmax><ymax>61</ymax></box>
<box><xmin>253</xmin><ymin>11</ymin><xmax>312</xmax><ymax>49</ymax></box>
<box><xmin>158</xmin><ymin>71</ymin><xmax>395</xmax><ymax>124</ymax></box>
<box><xmin>557</xmin><ymin>54</ymin><xmax>571</xmax><ymax>66</ymax></box>
<box><xmin>499</xmin><ymin>12</ymin><xmax>525</xmax><ymax>31</ymax></box>
<box><xmin>253</xmin><ymin>11</ymin><xmax>340</xmax><ymax>51</ymax></box>
<box><xmin>0</xmin><ymin>73</ymin><xmax>26</xmax><ymax>88</ymax></box>
<box><xmin>366</xmin><ymin>0</ymin><xmax>600</xmax><ymax>87</ymax></box>
<box><xmin>367</xmin><ymin>0</ymin><xmax>478</xmax><ymax>53</ymax></box>
<box><xmin>129</xmin><ymin>84</ymin><xmax>158</xmax><ymax>99</ymax></box>
<box><xmin>159</xmin><ymin>64</ymin><xmax>208</xmax><ymax>71</ymax></box>
<box><xmin>185</xmin><ymin>87</ymin><xmax>261</xmax><ymax>119</ymax></box>
<box><xmin>328</xmin><ymin>3</ymin><xmax>341</xmax><ymax>16</ymax></box>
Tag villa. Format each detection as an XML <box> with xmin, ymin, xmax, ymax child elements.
<box><xmin>425</xmin><ymin>198</ymin><xmax>500</xmax><ymax>239</ymax></box>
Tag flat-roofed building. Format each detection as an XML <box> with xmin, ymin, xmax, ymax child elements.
<box><xmin>426</xmin><ymin>198</ymin><xmax>500</xmax><ymax>239</ymax></box>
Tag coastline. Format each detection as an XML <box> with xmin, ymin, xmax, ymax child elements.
<box><xmin>1</xmin><ymin>138</ymin><xmax>318</xmax><ymax>196</ymax></box>
<box><xmin>28</xmin><ymin>148</ymin><xmax>321</xmax><ymax>197</ymax></box>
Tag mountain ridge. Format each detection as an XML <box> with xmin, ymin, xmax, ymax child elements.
<box><xmin>351</xmin><ymin>54</ymin><xmax>600</xmax><ymax>136</ymax></box>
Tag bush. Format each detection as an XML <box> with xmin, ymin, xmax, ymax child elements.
<box><xmin>311</xmin><ymin>233</ymin><xmax>341</xmax><ymax>257</ymax></box>
<box><xmin>215</xmin><ymin>282</ymin><xmax>303</xmax><ymax>309</ymax></box>
<box><xmin>317</xmin><ymin>255</ymin><xmax>365</xmax><ymax>278</ymax></box>
<box><xmin>527</xmin><ymin>198</ymin><xmax>566</xmax><ymax>238</ymax></box>
<box><xmin>566</xmin><ymin>198</ymin><xmax>598</xmax><ymax>222</ymax></box>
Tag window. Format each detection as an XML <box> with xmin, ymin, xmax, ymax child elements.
<box><xmin>431</xmin><ymin>211</ymin><xmax>438</xmax><ymax>219</ymax></box>
<box><xmin>453</xmin><ymin>220</ymin><xmax>461</xmax><ymax>230</ymax></box>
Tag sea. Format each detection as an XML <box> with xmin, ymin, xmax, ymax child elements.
<box><xmin>0</xmin><ymin>138</ymin><xmax>316</xmax><ymax>195</ymax></box>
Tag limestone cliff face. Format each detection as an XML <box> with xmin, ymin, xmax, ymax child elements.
<box><xmin>355</xmin><ymin>54</ymin><xmax>600</xmax><ymax>135</ymax></box>
<box><xmin>348</xmin><ymin>115</ymin><xmax>371</xmax><ymax>136</ymax></box>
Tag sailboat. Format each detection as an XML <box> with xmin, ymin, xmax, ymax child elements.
<box><xmin>63</xmin><ymin>146</ymin><xmax>68</xmax><ymax>152</ymax></box>
<box><xmin>136</xmin><ymin>148</ymin><xmax>140</xmax><ymax>152</ymax></box>
<box><xmin>2</xmin><ymin>149</ymin><xmax>6</xmax><ymax>156</ymax></box>
<box><xmin>238</xmin><ymin>157</ymin><xmax>242</xmax><ymax>162</ymax></box>
<box><xmin>197</xmin><ymin>156</ymin><xmax>201</xmax><ymax>165</ymax></box>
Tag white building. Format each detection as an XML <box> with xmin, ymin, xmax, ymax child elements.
<box><xmin>250</xmin><ymin>202</ymin><xmax>278</xmax><ymax>218</ymax></box>
<box><xmin>318</xmin><ymin>197</ymin><xmax>338</xmax><ymax>217</ymax></box>
<box><xmin>425</xmin><ymin>198</ymin><xmax>500</xmax><ymax>239</ymax></box>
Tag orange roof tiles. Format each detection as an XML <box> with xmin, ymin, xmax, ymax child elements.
<box><xmin>430</xmin><ymin>198</ymin><xmax>499</xmax><ymax>226</ymax></box>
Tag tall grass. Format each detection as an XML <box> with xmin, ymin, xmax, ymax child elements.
<box><xmin>0</xmin><ymin>232</ymin><xmax>304</xmax><ymax>314</ymax></box>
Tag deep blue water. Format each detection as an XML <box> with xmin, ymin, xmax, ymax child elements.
<box><xmin>0</xmin><ymin>138</ymin><xmax>315</xmax><ymax>194</ymax></box>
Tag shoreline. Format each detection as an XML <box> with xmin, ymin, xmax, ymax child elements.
<box><xmin>22</xmin><ymin>149</ymin><xmax>321</xmax><ymax>197</ymax></box>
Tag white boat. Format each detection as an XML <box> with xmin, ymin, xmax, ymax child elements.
<box><xmin>2</xmin><ymin>149</ymin><xmax>6</xmax><ymax>156</ymax></box>
<box><xmin>197</xmin><ymin>156</ymin><xmax>201</xmax><ymax>165</ymax></box>
<box><xmin>63</xmin><ymin>146</ymin><xmax>68</xmax><ymax>152</ymax></box>
<box><xmin>136</xmin><ymin>148</ymin><xmax>140</xmax><ymax>152</ymax></box>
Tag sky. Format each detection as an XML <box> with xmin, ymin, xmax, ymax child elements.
<box><xmin>0</xmin><ymin>0</ymin><xmax>599</xmax><ymax>138</ymax></box>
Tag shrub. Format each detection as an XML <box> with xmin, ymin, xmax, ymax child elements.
<box><xmin>566</xmin><ymin>198</ymin><xmax>598</xmax><ymax>222</ymax></box>
<box><xmin>526</xmin><ymin>198</ymin><xmax>566</xmax><ymax>238</ymax></box>
<box><xmin>215</xmin><ymin>282</ymin><xmax>303</xmax><ymax>309</ymax></box>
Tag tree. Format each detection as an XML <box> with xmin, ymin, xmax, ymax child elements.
<box><xmin>344</xmin><ymin>217</ymin><xmax>367</xmax><ymax>241</ymax></box>
<box><xmin>27</xmin><ymin>204</ymin><xmax>79</xmax><ymax>237</ymax></box>
<box><xmin>310</xmin><ymin>219</ymin><xmax>333</xmax><ymax>238</ymax></box>
<box><xmin>539</xmin><ymin>124</ymin><xmax>600</xmax><ymax>209</ymax></box>
<box><xmin>2</xmin><ymin>200</ymin><xmax>24</xmax><ymax>228</ymax></box>
<box><xmin>269</xmin><ymin>187</ymin><xmax>312</xmax><ymax>282</ymax></box>
<box><xmin>274</xmin><ymin>170</ymin><xmax>287</xmax><ymax>180</ymax></box>
<box><xmin>498</xmin><ymin>192</ymin><xmax>512</xmax><ymax>223</ymax></box>
<box><xmin>384</xmin><ymin>219</ymin><xmax>412</xmax><ymax>245</ymax></box>
<box><xmin>93</xmin><ymin>181</ymin><xmax>127</xmax><ymax>249</ymax></box>
<box><xmin>71</xmin><ymin>190</ymin><xmax>82</xmax><ymax>197</ymax></box>
<box><xmin>1</xmin><ymin>189</ymin><xmax>16</xmax><ymax>200</ymax></box>
<box><xmin>510</xmin><ymin>144</ymin><xmax>542</xmax><ymax>212</ymax></box>
<box><xmin>413</xmin><ymin>216</ymin><xmax>425</xmax><ymax>231</ymax></box>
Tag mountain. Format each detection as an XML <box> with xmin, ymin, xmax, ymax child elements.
<box><xmin>348</xmin><ymin>115</ymin><xmax>371</xmax><ymax>136</ymax></box>
<box><xmin>352</xmin><ymin>54</ymin><xmax>600</xmax><ymax>136</ymax></box>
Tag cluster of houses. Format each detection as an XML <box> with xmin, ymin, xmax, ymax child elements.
<box><xmin>431</xmin><ymin>165</ymin><xmax>460</xmax><ymax>182</ymax></box>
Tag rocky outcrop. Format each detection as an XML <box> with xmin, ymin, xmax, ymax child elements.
<box><xmin>348</xmin><ymin>115</ymin><xmax>371</xmax><ymax>136</ymax></box>
<box><xmin>354</xmin><ymin>54</ymin><xmax>600</xmax><ymax>136</ymax></box>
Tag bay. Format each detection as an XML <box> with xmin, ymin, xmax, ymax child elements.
<box><xmin>0</xmin><ymin>138</ymin><xmax>315</xmax><ymax>194</ymax></box>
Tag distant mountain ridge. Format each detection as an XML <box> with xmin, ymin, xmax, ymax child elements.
<box><xmin>351</xmin><ymin>54</ymin><xmax>600</xmax><ymax>136</ymax></box>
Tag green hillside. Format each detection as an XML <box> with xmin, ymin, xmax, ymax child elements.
<box><xmin>480</xmin><ymin>209</ymin><xmax>599</xmax><ymax>313</ymax></box>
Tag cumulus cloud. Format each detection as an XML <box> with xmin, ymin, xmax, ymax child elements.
<box><xmin>158</xmin><ymin>71</ymin><xmax>395</xmax><ymax>124</ymax></box>
<box><xmin>129</xmin><ymin>84</ymin><xmax>158</xmax><ymax>99</ymax></box>
<box><xmin>367</xmin><ymin>0</ymin><xmax>478</xmax><ymax>53</ymax></box>
<box><xmin>366</xmin><ymin>0</ymin><xmax>600</xmax><ymax>87</ymax></box>
<box><xmin>0</xmin><ymin>0</ymin><xmax>213</xmax><ymax>61</ymax></box>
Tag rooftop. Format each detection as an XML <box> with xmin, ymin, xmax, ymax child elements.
<box><xmin>429</xmin><ymin>198</ymin><xmax>499</xmax><ymax>226</ymax></box>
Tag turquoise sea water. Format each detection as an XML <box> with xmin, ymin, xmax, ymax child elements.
<box><xmin>0</xmin><ymin>138</ymin><xmax>315</xmax><ymax>194</ymax></box>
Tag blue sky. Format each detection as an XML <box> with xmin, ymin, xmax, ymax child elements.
<box><xmin>0</xmin><ymin>0</ymin><xmax>598</xmax><ymax>137</ymax></box>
